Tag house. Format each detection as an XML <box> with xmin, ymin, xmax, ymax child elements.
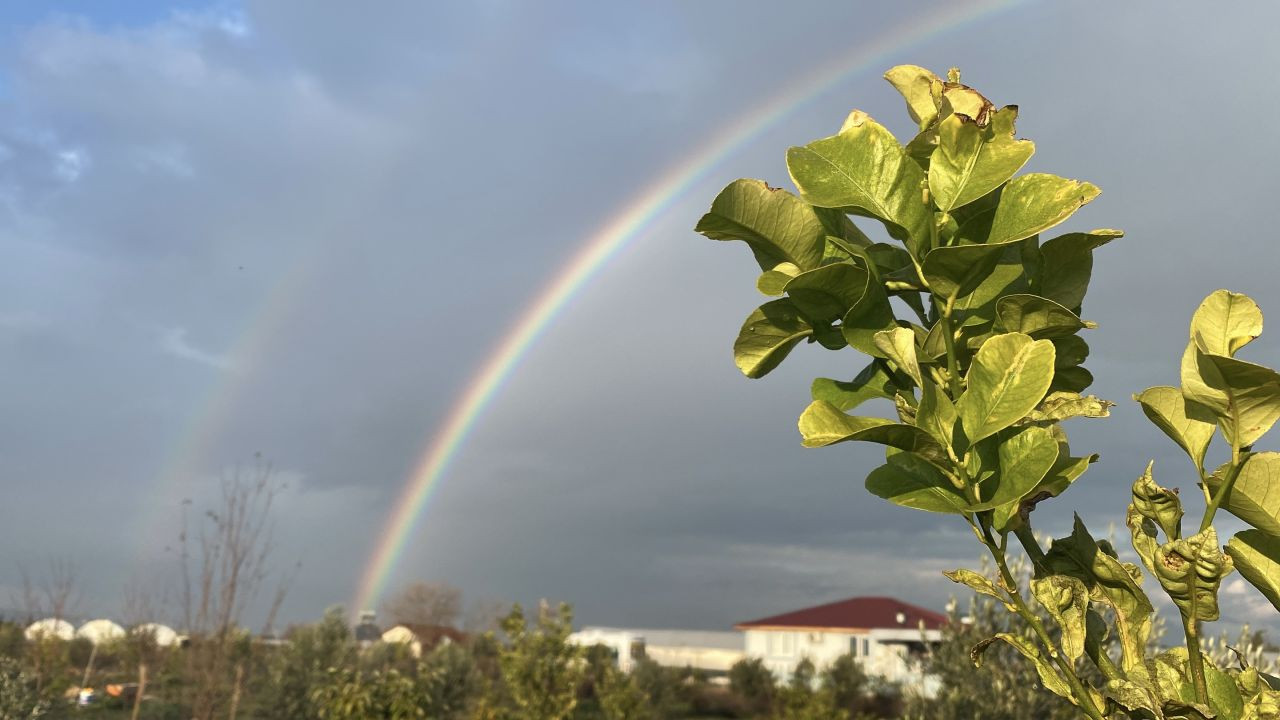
<box><xmin>380</xmin><ymin>623</ymin><xmax>467</xmax><ymax>658</ymax></box>
<box><xmin>735</xmin><ymin>596</ymin><xmax>945</xmax><ymax>684</ymax></box>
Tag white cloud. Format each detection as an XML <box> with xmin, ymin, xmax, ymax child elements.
<box><xmin>158</xmin><ymin>326</ymin><xmax>235</xmax><ymax>370</ymax></box>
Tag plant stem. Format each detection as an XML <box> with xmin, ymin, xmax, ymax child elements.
<box><xmin>1200</xmin><ymin>443</ymin><xmax>1242</xmax><ymax>533</ymax></box>
<box><xmin>939</xmin><ymin>294</ymin><xmax>963</xmax><ymax>398</ymax></box>
<box><xmin>1012</xmin><ymin>525</ymin><xmax>1046</xmax><ymax>568</ymax></box>
<box><xmin>1182</xmin><ymin>614</ymin><xmax>1209</xmax><ymax>705</ymax></box>
<box><xmin>981</xmin><ymin>524</ymin><xmax>1105</xmax><ymax>720</ymax></box>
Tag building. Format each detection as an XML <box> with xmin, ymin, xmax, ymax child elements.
<box><xmin>735</xmin><ymin>596</ymin><xmax>945</xmax><ymax>684</ymax></box>
<box><xmin>568</xmin><ymin>627</ymin><xmax>743</xmax><ymax>676</ymax></box>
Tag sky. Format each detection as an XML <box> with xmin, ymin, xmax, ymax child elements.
<box><xmin>3</xmin><ymin>0</ymin><xmax>1280</xmax><ymax>637</ymax></box>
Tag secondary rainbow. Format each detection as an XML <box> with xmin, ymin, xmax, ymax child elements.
<box><xmin>352</xmin><ymin>0</ymin><xmax>1033</xmax><ymax>614</ymax></box>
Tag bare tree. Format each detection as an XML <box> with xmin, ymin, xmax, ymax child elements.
<box><xmin>14</xmin><ymin>558</ymin><xmax>79</xmax><ymax>693</ymax></box>
<box><xmin>382</xmin><ymin>581</ymin><xmax>462</xmax><ymax>629</ymax></box>
<box><xmin>179</xmin><ymin>457</ymin><xmax>291</xmax><ymax>720</ymax></box>
<box><xmin>121</xmin><ymin>578</ymin><xmax>164</xmax><ymax>720</ymax></box>
<box><xmin>463</xmin><ymin>596</ymin><xmax>509</xmax><ymax>634</ymax></box>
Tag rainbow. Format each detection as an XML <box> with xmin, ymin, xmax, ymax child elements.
<box><xmin>351</xmin><ymin>0</ymin><xmax>1033</xmax><ymax>614</ymax></box>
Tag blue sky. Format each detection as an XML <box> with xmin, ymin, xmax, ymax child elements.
<box><xmin>2</xmin><ymin>0</ymin><xmax>1280</xmax><ymax>637</ymax></box>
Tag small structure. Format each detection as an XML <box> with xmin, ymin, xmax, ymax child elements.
<box><xmin>736</xmin><ymin>596</ymin><xmax>945</xmax><ymax>685</ymax></box>
<box><xmin>76</xmin><ymin>619</ymin><xmax>126</xmax><ymax>644</ymax></box>
<box><xmin>380</xmin><ymin>626</ymin><xmax>423</xmax><ymax>658</ymax></box>
<box><xmin>354</xmin><ymin>611</ymin><xmax>381</xmax><ymax>645</ymax></box>
<box><xmin>133</xmin><ymin>623</ymin><xmax>180</xmax><ymax>647</ymax></box>
<box><xmin>25</xmin><ymin>618</ymin><xmax>74</xmax><ymax>642</ymax></box>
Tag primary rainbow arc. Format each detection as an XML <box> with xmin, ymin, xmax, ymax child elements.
<box><xmin>351</xmin><ymin>0</ymin><xmax>1032</xmax><ymax>616</ymax></box>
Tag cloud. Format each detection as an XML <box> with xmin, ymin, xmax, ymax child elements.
<box><xmin>158</xmin><ymin>326</ymin><xmax>235</xmax><ymax>370</ymax></box>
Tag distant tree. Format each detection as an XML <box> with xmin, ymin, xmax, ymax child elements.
<box><xmin>419</xmin><ymin>641</ymin><xmax>481</xmax><ymax>719</ymax></box>
<box><xmin>383</xmin><ymin>582</ymin><xmax>462</xmax><ymax>629</ymax></box>
<box><xmin>180</xmin><ymin>458</ymin><xmax>291</xmax><ymax>720</ymax></box>
<box><xmin>16</xmin><ymin>559</ymin><xmax>78</xmax><ymax>695</ymax></box>
<box><xmin>821</xmin><ymin>653</ymin><xmax>868</xmax><ymax>711</ymax></box>
<box><xmin>728</xmin><ymin>657</ymin><xmax>774</xmax><ymax>714</ymax></box>
<box><xmin>311</xmin><ymin>666</ymin><xmax>424</xmax><ymax>720</ymax></box>
<box><xmin>269</xmin><ymin>607</ymin><xmax>355</xmax><ymax>720</ymax></box>
<box><xmin>595</xmin><ymin>664</ymin><xmax>652</xmax><ymax>720</ymax></box>
<box><xmin>463</xmin><ymin>597</ymin><xmax>508</xmax><ymax>634</ymax></box>
<box><xmin>497</xmin><ymin>602</ymin><xmax>581</xmax><ymax>720</ymax></box>
<box><xmin>900</xmin><ymin>594</ymin><xmax>1076</xmax><ymax>720</ymax></box>
<box><xmin>773</xmin><ymin>658</ymin><xmax>850</xmax><ymax>720</ymax></box>
<box><xmin>0</xmin><ymin>657</ymin><xmax>47</xmax><ymax>719</ymax></box>
<box><xmin>629</xmin><ymin>658</ymin><xmax>680</xmax><ymax>717</ymax></box>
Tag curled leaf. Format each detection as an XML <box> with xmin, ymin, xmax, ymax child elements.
<box><xmin>971</xmin><ymin>633</ymin><xmax>1074</xmax><ymax>702</ymax></box>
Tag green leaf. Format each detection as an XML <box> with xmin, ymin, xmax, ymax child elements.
<box><xmin>1135</xmin><ymin>386</ymin><xmax>1216</xmax><ymax>472</ymax></box>
<box><xmin>985</xmin><ymin>173</ymin><xmax>1101</xmax><ymax>246</ymax></box>
<box><xmin>971</xmin><ymin>633</ymin><xmax>1074</xmax><ymax>702</ymax></box>
<box><xmin>1036</xmin><ymin>229</ymin><xmax>1121</xmax><ymax>311</ymax></box>
<box><xmin>1053</xmin><ymin>335</ymin><xmax>1090</xmax><ymax>369</ymax></box>
<box><xmin>994</xmin><ymin>451</ymin><xmax>1095</xmax><ymax>531</ymax></box>
<box><xmin>917</xmin><ymin>379</ymin><xmax>958</xmax><ymax>449</ymax></box>
<box><xmin>1130</xmin><ymin>461</ymin><xmax>1184</xmax><ymax>541</ymax></box>
<box><xmin>1190</xmin><ymin>289</ymin><xmax>1263</xmax><ymax>358</ymax></box>
<box><xmin>1044</xmin><ymin>517</ymin><xmax>1153</xmax><ymax>674</ymax></box>
<box><xmin>921</xmin><ymin>240</ymin><xmax>1021</xmax><ymax>300</ymax></box>
<box><xmin>929</xmin><ymin>106</ymin><xmax>1034</xmax><ymax>212</ymax></box>
<box><xmin>883</xmin><ymin>65</ymin><xmax>942</xmax><ymax>129</ymax></box>
<box><xmin>696</xmin><ymin>179</ymin><xmax>827</xmax><ymax>272</ymax></box>
<box><xmin>943</xmin><ymin>568</ymin><xmax>1006</xmax><ymax>603</ymax></box>
<box><xmin>1030</xmin><ymin>575</ymin><xmax>1089</xmax><ymax>662</ymax></box>
<box><xmin>1182</xmin><ymin>344</ymin><xmax>1280</xmax><ymax>448</ymax></box>
<box><xmin>786</xmin><ymin>114</ymin><xmax>932</xmax><ymax>253</ymax></box>
<box><xmin>1226</xmin><ymin>529</ymin><xmax>1280</xmax><ymax>614</ymax></box>
<box><xmin>811</xmin><ymin>362</ymin><xmax>896</xmax><ymax>412</ymax></box>
<box><xmin>995</xmin><ymin>294</ymin><xmax>1095</xmax><ymax>338</ymax></box>
<box><xmin>840</xmin><ymin>274</ymin><xmax>898</xmax><ymax>356</ymax></box>
<box><xmin>1151</xmin><ymin>527</ymin><xmax>1233</xmax><ymax>622</ymax></box>
<box><xmin>957</xmin><ymin>332</ymin><xmax>1056</xmax><ymax>443</ymax></box>
<box><xmin>865</xmin><ymin>451</ymin><xmax>967</xmax><ymax>514</ymax></box>
<box><xmin>1205</xmin><ymin>452</ymin><xmax>1280</xmax><ymax>537</ymax></box>
<box><xmin>949</xmin><ymin>241</ymin><xmax>1034</xmax><ymax>332</ymax></box>
<box><xmin>783</xmin><ymin>262</ymin><xmax>869</xmax><ymax>326</ymax></box>
<box><xmin>970</xmin><ymin>426</ymin><xmax>1058</xmax><ymax>511</ymax></box>
<box><xmin>1051</xmin><ymin>366</ymin><xmax>1094</xmax><ymax>394</ymax></box>
<box><xmin>1036</xmin><ymin>452</ymin><xmax>1096</xmax><ymax>499</ymax></box>
<box><xmin>734</xmin><ymin>300</ymin><xmax>812</xmax><ymax>379</ymax></box>
<box><xmin>873</xmin><ymin>327</ymin><xmax>923</xmax><ymax>387</ymax></box>
<box><xmin>756</xmin><ymin>262</ymin><xmax>800</xmax><ymax>296</ymax></box>
<box><xmin>1205</xmin><ymin>661</ymin><xmax>1246</xmax><ymax>720</ymax></box>
<box><xmin>815</xmin><ymin>209</ymin><xmax>873</xmax><ymax>249</ymax></box>
<box><xmin>797</xmin><ymin>401</ymin><xmax>949</xmax><ymax>468</ymax></box>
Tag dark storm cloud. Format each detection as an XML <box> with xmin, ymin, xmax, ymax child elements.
<box><xmin>1</xmin><ymin>1</ymin><xmax>1278</xmax><ymax>635</ymax></box>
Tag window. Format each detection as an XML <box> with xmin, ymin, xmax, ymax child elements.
<box><xmin>850</xmin><ymin>637</ymin><xmax>859</xmax><ymax>657</ymax></box>
<box><xmin>862</xmin><ymin>638</ymin><xmax>870</xmax><ymax>657</ymax></box>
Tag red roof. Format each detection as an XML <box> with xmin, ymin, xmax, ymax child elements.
<box><xmin>735</xmin><ymin>596</ymin><xmax>946</xmax><ymax>632</ymax></box>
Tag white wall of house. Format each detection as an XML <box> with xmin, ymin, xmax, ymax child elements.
<box><xmin>570</xmin><ymin>627</ymin><xmax>743</xmax><ymax>674</ymax></box>
<box><xmin>742</xmin><ymin>627</ymin><xmax>941</xmax><ymax>685</ymax></box>
<box><xmin>569</xmin><ymin>628</ymin><xmax>643</xmax><ymax>672</ymax></box>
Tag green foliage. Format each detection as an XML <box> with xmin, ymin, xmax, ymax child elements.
<box><xmin>594</xmin><ymin>664</ymin><xmax>653</xmax><ymax>720</ymax></box>
<box><xmin>699</xmin><ymin>62</ymin><xmax>1280</xmax><ymax>719</ymax></box>
<box><xmin>728</xmin><ymin>657</ymin><xmax>775</xmax><ymax>713</ymax></box>
<box><xmin>497</xmin><ymin>603</ymin><xmax>581</xmax><ymax>720</ymax></box>
<box><xmin>0</xmin><ymin>657</ymin><xmax>47</xmax><ymax>720</ymax></box>
<box><xmin>269</xmin><ymin>607</ymin><xmax>357</xmax><ymax>720</ymax></box>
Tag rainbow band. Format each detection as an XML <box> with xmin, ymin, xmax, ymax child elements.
<box><xmin>351</xmin><ymin>0</ymin><xmax>1031</xmax><ymax>615</ymax></box>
